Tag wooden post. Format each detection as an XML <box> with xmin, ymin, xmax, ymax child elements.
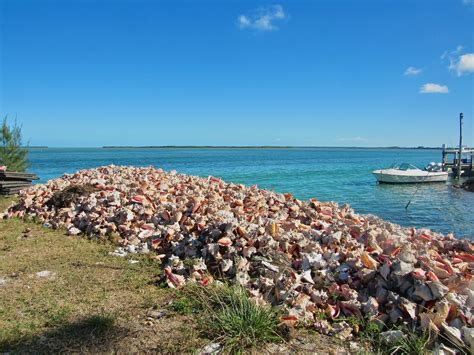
<box><xmin>458</xmin><ymin>113</ymin><xmax>463</xmax><ymax>179</ymax></box>
<box><xmin>442</xmin><ymin>144</ymin><xmax>446</xmax><ymax>171</ymax></box>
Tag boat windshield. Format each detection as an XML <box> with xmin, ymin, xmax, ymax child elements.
<box><xmin>389</xmin><ymin>163</ymin><xmax>420</xmax><ymax>170</ymax></box>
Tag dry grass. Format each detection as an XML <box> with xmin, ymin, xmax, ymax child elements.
<box><xmin>0</xmin><ymin>196</ymin><xmax>205</xmax><ymax>353</ymax></box>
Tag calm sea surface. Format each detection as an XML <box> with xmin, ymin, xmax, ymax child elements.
<box><xmin>27</xmin><ymin>148</ymin><xmax>473</xmax><ymax>239</ymax></box>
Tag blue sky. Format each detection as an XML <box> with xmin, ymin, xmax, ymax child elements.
<box><xmin>1</xmin><ymin>0</ymin><xmax>473</xmax><ymax>147</ymax></box>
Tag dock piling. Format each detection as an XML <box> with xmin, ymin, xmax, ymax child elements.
<box><xmin>458</xmin><ymin>113</ymin><xmax>463</xmax><ymax>180</ymax></box>
<box><xmin>441</xmin><ymin>113</ymin><xmax>473</xmax><ymax>178</ymax></box>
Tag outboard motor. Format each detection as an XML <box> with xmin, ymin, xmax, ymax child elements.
<box><xmin>425</xmin><ymin>162</ymin><xmax>441</xmax><ymax>172</ymax></box>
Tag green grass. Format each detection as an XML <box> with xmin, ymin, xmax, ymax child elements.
<box><xmin>354</xmin><ymin>321</ymin><xmax>434</xmax><ymax>355</ymax></box>
<box><xmin>171</xmin><ymin>298</ymin><xmax>193</xmax><ymax>316</ymax></box>
<box><xmin>388</xmin><ymin>327</ymin><xmax>432</xmax><ymax>355</ymax></box>
<box><xmin>358</xmin><ymin>320</ymin><xmax>383</xmax><ymax>346</ymax></box>
<box><xmin>0</xmin><ymin>195</ymin><xmax>15</xmax><ymax>211</ymax></box>
<box><xmin>184</xmin><ymin>283</ymin><xmax>282</xmax><ymax>353</ymax></box>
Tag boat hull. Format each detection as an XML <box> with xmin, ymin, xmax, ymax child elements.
<box><xmin>372</xmin><ymin>170</ymin><xmax>448</xmax><ymax>184</ymax></box>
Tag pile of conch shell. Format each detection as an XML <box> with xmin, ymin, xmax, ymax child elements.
<box><xmin>3</xmin><ymin>165</ymin><xmax>473</xmax><ymax>351</ymax></box>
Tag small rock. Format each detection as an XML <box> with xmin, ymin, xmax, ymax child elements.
<box><xmin>428</xmin><ymin>281</ymin><xmax>449</xmax><ymax>300</ymax></box>
<box><xmin>380</xmin><ymin>330</ymin><xmax>405</xmax><ymax>345</ymax></box>
<box><xmin>398</xmin><ymin>245</ymin><xmax>417</xmax><ymax>264</ymax></box>
<box><xmin>128</xmin><ymin>259</ymin><xmax>139</xmax><ymax>264</ymax></box>
<box><xmin>432</xmin><ymin>342</ymin><xmax>457</xmax><ymax>355</ymax></box>
<box><xmin>461</xmin><ymin>326</ymin><xmax>473</xmax><ymax>351</ymax></box>
<box><xmin>67</xmin><ymin>227</ymin><xmax>81</xmax><ymax>236</ymax></box>
<box><xmin>109</xmin><ymin>247</ymin><xmax>128</xmax><ymax>257</ymax></box>
<box><xmin>332</xmin><ymin>321</ymin><xmax>352</xmax><ymax>340</ymax></box>
<box><xmin>399</xmin><ymin>297</ymin><xmax>417</xmax><ymax>320</ymax></box>
<box><xmin>362</xmin><ymin>297</ymin><xmax>379</xmax><ymax>317</ymax></box>
<box><xmin>200</xmin><ymin>342</ymin><xmax>221</xmax><ymax>354</ymax></box>
<box><xmin>392</xmin><ymin>260</ymin><xmax>414</xmax><ymax>276</ymax></box>
<box><xmin>0</xmin><ymin>277</ymin><xmax>7</xmax><ymax>287</ymax></box>
<box><xmin>412</xmin><ymin>282</ymin><xmax>434</xmax><ymax>301</ymax></box>
<box><xmin>147</xmin><ymin>309</ymin><xmax>167</xmax><ymax>319</ymax></box>
<box><xmin>140</xmin><ymin>243</ymin><xmax>150</xmax><ymax>254</ymax></box>
<box><xmin>349</xmin><ymin>341</ymin><xmax>360</xmax><ymax>351</ymax></box>
<box><xmin>35</xmin><ymin>270</ymin><xmax>56</xmax><ymax>280</ymax></box>
<box><xmin>314</xmin><ymin>320</ymin><xmax>330</xmax><ymax>335</ymax></box>
<box><xmin>261</xmin><ymin>261</ymin><xmax>279</xmax><ymax>273</ymax></box>
<box><xmin>440</xmin><ymin>322</ymin><xmax>464</xmax><ymax>349</ymax></box>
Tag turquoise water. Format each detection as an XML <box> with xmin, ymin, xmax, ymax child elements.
<box><xmin>27</xmin><ymin>148</ymin><xmax>473</xmax><ymax>238</ymax></box>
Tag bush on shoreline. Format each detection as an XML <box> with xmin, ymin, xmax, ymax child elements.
<box><xmin>0</xmin><ymin>117</ymin><xmax>29</xmax><ymax>172</ymax></box>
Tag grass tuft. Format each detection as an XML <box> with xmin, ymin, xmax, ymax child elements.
<box><xmin>185</xmin><ymin>283</ymin><xmax>282</xmax><ymax>353</ymax></box>
<box><xmin>171</xmin><ymin>298</ymin><xmax>193</xmax><ymax>316</ymax></box>
<box><xmin>356</xmin><ymin>322</ymin><xmax>433</xmax><ymax>355</ymax></box>
<box><xmin>389</xmin><ymin>328</ymin><xmax>432</xmax><ymax>355</ymax></box>
<box><xmin>358</xmin><ymin>320</ymin><xmax>383</xmax><ymax>346</ymax></box>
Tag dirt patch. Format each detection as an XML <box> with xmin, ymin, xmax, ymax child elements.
<box><xmin>46</xmin><ymin>184</ymin><xmax>97</xmax><ymax>209</ymax></box>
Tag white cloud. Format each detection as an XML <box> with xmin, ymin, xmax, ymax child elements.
<box><xmin>449</xmin><ymin>53</ymin><xmax>474</xmax><ymax>76</ymax></box>
<box><xmin>238</xmin><ymin>5</ymin><xmax>287</xmax><ymax>31</ymax></box>
<box><xmin>419</xmin><ymin>83</ymin><xmax>449</xmax><ymax>94</ymax></box>
<box><xmin>404</xmin><ymin>66</ymin><xmax>422</xmax><ymax>76</ymax></box>
<box><xmin>442</xmin><ymin>46</ymin><xmax>473</xmax><ymax>76</ymax></box>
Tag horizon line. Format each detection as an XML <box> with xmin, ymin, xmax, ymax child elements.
<box><xmin>25</xmin><ymin>145</ymin><xmax>448</xmax><ymax>150</ymax></box>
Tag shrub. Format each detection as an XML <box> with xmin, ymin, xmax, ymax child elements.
<box><xmin>0</xmin><ymin>117</ymin><xmax>29</xmax><ymax>172</ymax></box>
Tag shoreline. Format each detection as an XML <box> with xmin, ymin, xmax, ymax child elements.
<box><xmin>102</xmin><ymin>146</ymin><xmax>443</xmax><ymax>150</ymax></box>
<box><xmin>24</xmin><ymin>146</ymin><xmax>443</xmax><ymax>150</ymax></box>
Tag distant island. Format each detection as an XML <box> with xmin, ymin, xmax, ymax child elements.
<box><xmin>102</xmin><ymin>145</ymin><xmax>442</xmax><ymax>150</ymax></box>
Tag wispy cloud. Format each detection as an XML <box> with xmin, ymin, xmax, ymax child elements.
<box><xmin>337</xmin><ymin>136</ymin><xmax>368</xmax><ymax>143</ymax></box>
<box><xmin>404</xmin><ymin>66</ymin><xmax>422</xmax><ymax>76</ymax></box>
<box><xmin>238</xmin><ymin>5</ymin><xmax>287</xmax><ymax>32</ymax></box>
<box><xmin>441</xmin><ymin>45</ymin><xmax>463</xmax><ymax>61</ymax></box>
<box><xmin>463</xmin><ymin>0</ymin><xmax>474</xmax><ymax>5</ymax></box>
<box><xmin>419</xmin><ymin>83</ymin><xmax>449</xmax><ymax>94</ymax></box>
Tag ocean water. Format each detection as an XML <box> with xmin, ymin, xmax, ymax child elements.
<box><xmin>27</xmin><ymin>148</ymin><xmax>473</xmax><ymax>239</ymax></box>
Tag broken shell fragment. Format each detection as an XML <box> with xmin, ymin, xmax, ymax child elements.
<box><xmin>361</xmin><ymin>252</ymin><xmax>378</xmax><ymax>269</ymax></box>
<box><xmin>217</xmin><ymin>237</ymin><xmax>232</xmax><ymax>247</ymax></box>
<box><xmin>131</xmin><ymin>195</ymin><xmax>145</xmax><ymax>204</ymax></box>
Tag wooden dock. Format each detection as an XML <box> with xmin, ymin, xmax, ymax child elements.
<box><xmin>442</xmin><ymin>147</ymin><xmax>474</xmax><ymax>173</ymax></box>
<box><xmin>441</xmin><ymin>113</ymin><xmax>473</xmax><ymax>178</ymax></box>
<box><xmin>0</xmin><ymin>171</ymin><xmax>39</xmax><ymax>195</ymax></box>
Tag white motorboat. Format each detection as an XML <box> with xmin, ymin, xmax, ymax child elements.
<box><xmin>372</xmin><ymin>163</ymin><xmax>448</xmax><ymax>184</ymax></box>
